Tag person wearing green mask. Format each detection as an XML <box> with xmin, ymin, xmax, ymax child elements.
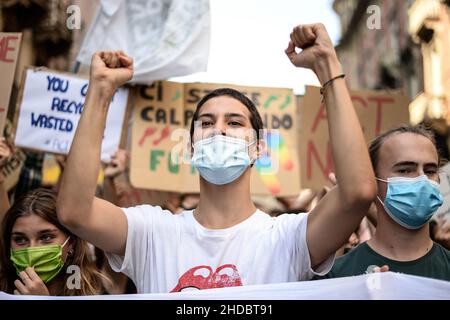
<box><xmin>0</xmin><ymin>188</ymin><xmax>110</xmax><ymax>295</ymax></box>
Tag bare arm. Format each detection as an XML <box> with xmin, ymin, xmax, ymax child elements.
<box><xmin>57</xmin><ymin>51</ymin><xmax>133</xmax><ymax>255</ymax></box>
<box><xmin>0</xmin><ymin>172</ymin><xmax>9</xmax><ymax>220</ymax></box>
<box><xmin>286</xmin><ymin>24</ymin><xmax>377</xmax><ymax>267</ymax></box>
<box><xmin>0</xmin><ymin>138</ymin><xmax>12</xmax><ymax>220</ymax></box>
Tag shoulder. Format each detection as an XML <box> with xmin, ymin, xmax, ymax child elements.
<box><xmin>432</xmin><ymin>242</ymin><xmax>450</xmax><ymax>258</ymax></box>
<box><xmin>122</xmin><ymin>205</ymin><xmax>187</xmax><ymax>225</ymax></box>
<box><xmin>328</xmin><ymin>242</ymin><xmax>371</xmax><ymax>276</ymax></box>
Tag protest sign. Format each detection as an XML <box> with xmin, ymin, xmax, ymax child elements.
<box><xmin>13</xmin><ymin>68</ymin><xmax>130</xmax><ymax>162</ymax></box>
<box><xmin>130</xmin><ymin>81</ymin><xmax>301</xmax><ymax>196</ymax></box>
<box><xmin>299</xmin><ymin>86</ymin><xmax>410</xmax><ymax>190</ymax></box>
<box><xmin>0</xmin><ymin>33</ymin><xmax>21</xmax><ymax>134</ymax></box>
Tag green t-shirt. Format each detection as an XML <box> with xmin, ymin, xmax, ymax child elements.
<box><xmin>321</xmin><ymin>241</ymin><xmax>450</xmax><ymax>282</ymax></box>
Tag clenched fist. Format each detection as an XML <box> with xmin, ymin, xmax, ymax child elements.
<box><xmin>285</xmin><ymin>23</ymin><xmax>341</xmax><ymax>84</ymax></box>
<box><xmin>90</xmin><ymin>50</ymin><xmax>134</xmax><ymax>96</ymax></box>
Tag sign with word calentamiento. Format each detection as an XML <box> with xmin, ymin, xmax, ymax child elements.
<box><xmin>130</xmin><ymin>81</ymin><xmax>300</xmax><ymax>196</ymax></box>
<box><xmin>299</xmin><ymin>86</ymin><xmax>410</xmax><ymax>190</ymax></box>
<box><xmin>0</xmin><ymin>33</ymin><xmax>22</xmax><ymax>134</ymax></box>
<box><xmin>13</xmin><ymin>68</ymin><xmax>130</xmax><ymax>162</ymax></box>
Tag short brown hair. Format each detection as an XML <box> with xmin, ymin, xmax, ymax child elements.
<box><xmin>368</xmin><ymin>124</ymin><xmax>438</xmax><ymax>175</ymax></box>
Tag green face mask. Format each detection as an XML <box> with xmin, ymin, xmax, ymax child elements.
<box><xmin>10</xmin><ymin>237</ymin><xmax>70</xmax><ymax>283</ymax></box>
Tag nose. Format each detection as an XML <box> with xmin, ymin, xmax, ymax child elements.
<box><xmin>213</xmin><ymin>122</ymin><xmax>226</xmax><ymax>136</ymax></box>
<box><xmin>28</xmin><ymin>240</ymin><xmax>39</xmax><ymax>247</ymax></box>
<box><xmin>418</xmin><ymin>167</ymin><xmax>425</xmax><ymax>176</ymax></box>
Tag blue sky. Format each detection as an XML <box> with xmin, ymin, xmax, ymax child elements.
<box><xmin>172</xmin><ymin>0</ymin><xmax>341</xmax><ymax>94</ymax></box>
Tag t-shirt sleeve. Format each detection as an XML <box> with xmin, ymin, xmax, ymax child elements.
<box><xmin>278</xmin><ymin>213</ymin><xmax>335</xmax><ymax>280</ymax></box>
<box><xmin>105</xmin><ymin>205</ymin><xmax>154</xmax><ymax>285</ymax></box>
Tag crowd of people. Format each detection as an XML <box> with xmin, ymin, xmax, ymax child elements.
<box><xmin>0</xmin><ymin>23</ymin><xmax>449</xmax><ymax>296</ymax></box>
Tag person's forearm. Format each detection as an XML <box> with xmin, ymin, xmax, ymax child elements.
<box><xmin>316</xmin><ymin>56</ymin><xmax>376</xmax><ymax>207</ymax></box>
<box><xmin>0</xmin><ymin>172</ymin><xmax>10</xmax><ymax>221</ymax></box>
<box><xmin>57</xmin><ymin>86</ymin><xmax>113</xmax><ymax>226</ymax></box>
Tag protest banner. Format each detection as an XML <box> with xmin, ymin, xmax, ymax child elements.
<box><xmin>77</xmin><ymin>0</ymin><xmax>210</xmax><ymax>83</ymax></box>
<box><xmin>0</xmin><ymin>32</ymin><xmax>22</xmax><ymax>134</ymax></box>
<box><xmin>1</xmin><ymin>272</ymin><xmax>449</xmax><ymax>300</ymax></box>
<box><xmin>299</xmin><ymin>86</ymin><xmax>410</xmax><ymax>190</ymax></box>
<box><xmin>130</xmin><ymin>81</ymin><xmax>301</xmax><ymax>196</ymax></box>
<box><xmin>13</xmin><ymin>68</ymin><xmax>131</xmax><ymax>162</ymax></box>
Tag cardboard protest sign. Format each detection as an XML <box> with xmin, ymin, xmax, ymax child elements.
<box><xmin>0</xmin><ymin>33</ymin><xmax>22</xmax><ymax>134</ymax></box>
<box><xmin>130</xmin><ymin>81</ymin><xmax>301</xmax><ymax>196</ymax></box>
<box><xmin>13</xmin><ymin>68</ymin><xmax>130</xmax><ymax>162</ymax></box>
<box><xmin>299</xmin><ymin>86</ymin><xmax>410</xmax><ymax>190</ymax></box>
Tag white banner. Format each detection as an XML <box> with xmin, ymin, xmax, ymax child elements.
<box><xmin>14</xmin><ymin>69</ymin><xmax>129</xmax><ymax>162</ymax></box>
<box><xmin>77</xmin><ymin>0</ymin><xmax>210</xmax><ymax>83</ymax></box>
<box><xmin>1</xmin><ymin>273</ymin><xmax>449</xmax><ymax>300</ymax></box>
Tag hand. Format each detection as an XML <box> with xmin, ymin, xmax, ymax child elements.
<box><xmin>372</xmin><ymin>265</ymin><xmax>389</xmax><ymax>273</ymax></box>
<box><xmin>285</xmin><ymin>23</ymin><xmax>341</xmax><ymax>84</ymax></box>
<box><xmin>0</xmin><ymin>138</ymin><xmax>12</xmax><ymax>168</ymax></box>
<box><xmin>316</xmin><ymin>172</ymin><xmax>337</xmax><ymax>201</ymax></box>
<box><xmin>14</xmin><ymin>267</ymin><xmax>50</xmax><ymax>295</ymax></box>
<box><xmin>90</xmin><ymin>50</ymin><xmax>133</xmax><ymax>95</ymax></box>
<box><xmin>104</xmin><ymin>149</ymin><xmax>128</xmax><ymax>179</ymax></box>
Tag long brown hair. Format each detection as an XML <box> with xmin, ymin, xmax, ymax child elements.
<box><xmin>0</xmin><ymin>188</ymin><xmax>110</xmax><ymax>295</ymax></box>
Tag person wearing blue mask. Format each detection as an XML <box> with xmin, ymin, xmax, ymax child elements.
<box><xmin>57</xmin><ymin>24</ymin><xmax>378</xmax><ymax>293</ymax></box>
<box><xmin>320</xmin><ymin>125</ymin><xmax>450</xmax><ymax>281</ymax></box>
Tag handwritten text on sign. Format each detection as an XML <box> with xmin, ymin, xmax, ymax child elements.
<box><xmin>14</xmin><ymin>69</ymin><xmax>129</xmax><ymax>162</ymax></box>
<box><xmin>299</xmin><ymin>86</ymin><xmax>410</xmax><ymax>190</ymax></box>
<box><xmin>0</xmin><ymin>33</ymin><xmax>21</xmax><ymax>134</ymax></box>
<box><xmin>130</xmin><ymin>81</ymin><xmax>300</xmax><ymax>196</ymax></box>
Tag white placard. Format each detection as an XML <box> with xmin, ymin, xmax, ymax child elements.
<box><xmin>14</xmin><ymin>69</ymin><xmax>129</xmax><ymax>162</ymax></box>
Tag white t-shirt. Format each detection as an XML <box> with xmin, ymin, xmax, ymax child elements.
<box><xmin>106</xmin><ymin>206</ymin><xmax>334</xmax><ymax>293</ymax></box>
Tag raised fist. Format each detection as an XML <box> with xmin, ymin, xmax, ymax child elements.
<box><xmin>90</xmin><ymin>50</ymin><xmax>133</xmax><ymax>95</ymax></box>
<box><xmin>285</xmin><ymin>23</ymin><xmax>340</xmax><ymax>83</ymax></box>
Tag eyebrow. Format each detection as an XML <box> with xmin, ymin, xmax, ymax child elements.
<box><xmin>37</xmin><ymin>229</ymin><xmax>59</xmax><ymax>235</ymax></box>
<box><xmin>393</xmin><ymin>161</ymin><xmax>438</xmax><ymax>168</ymax></box>
<box><xmin>197</xmin><ymin>113</ymin><xmax>248</xmax><ymax>120</ymax></box>
<box><xmin>11</xmin><ymin>229</ymin><xmax>58</xmax><ymax>236</ymax></box>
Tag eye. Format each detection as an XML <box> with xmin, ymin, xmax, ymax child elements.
<box><xmin>201</xmin><ymin>121</ymin><xmax>213</xmax><ymax>128</ymax></box>
<box><xmin>40</xmin><ymin>233</ymin><xmax>55</xmax><ymax>243</ymax></box>
<box><xmin>397</xmin><ymin>169</ymin><xmax>412</xmax><ymax>174</ymax></box>
<box><xmin>425</xmin><ymin>170</ymin><xmax>438</xmax><ymax>176</ymax></box>
<box><xmin>12</xmin><ymin>236</ymin><xmax>28</xmax><ymax>245</ymax></box>
<box><xmin>228</xmin><ymin>121</ymin><xmax>243</xmax><ymax>127</ymax></box>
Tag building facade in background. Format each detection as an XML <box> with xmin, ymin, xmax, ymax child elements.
<box><xmin>333</xmin><ymin>0</ymin><xmax>422</xmax><ymax>97</ymax></box>
<box><xmin>409</xmin><ymin>0</ymin><xmax>450</xmax><ymax>126</ymax></box>
<box><xmin>333</xmin><ymin>0</ymin><xmax>450</xmax><ymax>157</ymax></box>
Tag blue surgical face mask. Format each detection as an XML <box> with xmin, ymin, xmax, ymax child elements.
<box><xmin>376</xmin><ymin>175</ymin><xmax>443</xmax><ymax>229</ymax></box>
<box><xmin>191</xmin><ymin>135</ymin><xmax>256</xmax><ymax>185</ymax></box>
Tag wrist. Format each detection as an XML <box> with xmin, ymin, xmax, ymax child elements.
<box><xmin>88</xmin><ymin>80</ymin><xmax>117</xmax><ymax>101</ymax></box>
<box><xmin>313</xmin><ymin>53</ymin><xmax>343</xmax><ymax>85</ymax></box>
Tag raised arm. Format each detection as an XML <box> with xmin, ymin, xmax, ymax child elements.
<box><xmin>286</xmin><ymin>24</ymin><xmax>377</xmax><ymax>267</ymax></box>
<box><xmin>57</xmin><ymin>51</ymin><xmax>133</xmax><ymax>255</ymax></box>
<box><xmin>0</xmin><ymin>138</ymin><xmax>12</xmax><ymax>221</ymax></box>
